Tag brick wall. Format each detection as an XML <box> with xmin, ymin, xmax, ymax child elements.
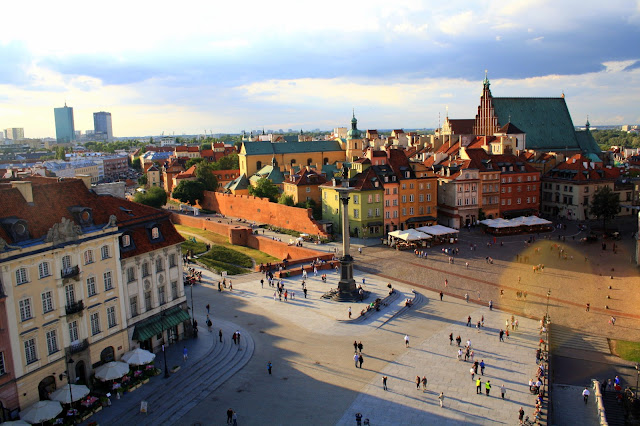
<box><xmin>201</xmin><ymin>191</ymin><xmax>329</xmax><ymax>237</ymax></box>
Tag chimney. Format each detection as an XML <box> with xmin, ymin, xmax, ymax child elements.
<box><xmin>76</xmin><ymin>174</ymin><xmax>92</xmax><ymax>189</ymax></box>
<box><xmin>11</xmin><ymin>181</ymin><xmax>33</xmax><ymax>203</ymax></box>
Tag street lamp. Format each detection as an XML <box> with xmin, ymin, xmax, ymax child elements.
<box><xmin>160</xmin><ymin>309</ymin><xmax>169</xmax><ymax>378</ymax></box>
<box><xmin>635</xmin><ymin>364</ymin><xmax>639</xmax><ymax>399</ymax></box>
<box><xmin>546</xmin><ymin>289</ymin><xmax>551</xmax><ymax>324</ymax></box>
<box><xmin>190</xmin><ymin>282</ymin><xmax>195</xmax><ymax>327</ymax></box>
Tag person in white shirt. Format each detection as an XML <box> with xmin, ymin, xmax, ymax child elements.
<box><xmin>582</xmin><ymin>387</ymin><xmax>590</xmax><ymax>404</ymax></box>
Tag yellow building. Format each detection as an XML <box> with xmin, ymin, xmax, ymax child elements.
<box><xmin>0</xmin><ymin>177</ymin><xmax>187</xmax><ymax>411</ymax></box>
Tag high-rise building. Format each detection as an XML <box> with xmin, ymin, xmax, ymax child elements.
<box><xmin>5</xmin><ymin>128</ymin><xmax>25</xmax><ymax>140</ymax></box>
<box><xmin>93</xmin><ymin>111</ymin><xmax>113</xmax><ymax>141</ymax></box>
<box><xmin>54</xmin><ymin>103</ymin><xmax>76</xmax><ymax>143</ymax></box>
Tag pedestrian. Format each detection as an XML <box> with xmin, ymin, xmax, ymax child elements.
<box><xmin>470</xmin><ymin>367</ymin><xmax>475</xmax><ymax>380</ymax></box>
<box><xmin>206</xmin><ymin>304</ymin><xmax>210</xmax><ymax>314</ymax></box>
<box><xmin>358</xmin><ymin>341</ymin><xmax>363</xmax><ymax>353</ymax></box>
<box><xmin>353</xmin><ymin>340</ymin><xmax>358</xmax><ymax>352</ymax></box>
<box><xmin>232</xmin><ymin>411</ymin><xmax>237</xmax><ymax>426</ymax></box>
<box><xmin>499</xmin><ymin>329</ymin><xmax>504</xmax><ymax>342</ymax></box>
<box><xmin>303</xmin><ymin>287</ymin><xmax>307</xmax><ymax>298</ymax></box>
<box><xmin>207</xmin><ymin>316</ymin><xmax>212</xmax><ymax>332</ymax></box>
<box><xmin>476</xmin><ymin>378</ymin><xmax>482</xmax><ymax>394</ymax></box>
<box><xmin>183</xmin><ymin>346</ymin><xmax>188</xmax><ymax>361</ymax></box>
<box><xmin>586</xmin><ymin>303</ymin><xmax>590</xmax><ymax>312</ymax></box>
<box><xmin>284</xmin><ymin>290</ymin><xmax>288</xmax><ymax>301</ymax></box>
<box><xmin>610</xmin><ymin>316</ymin><xmax>616</xmax><ymax>326</ymax></box>
<box><xmin>501</xmin><ymin>384</ymin><xmax>506</xmax><ymax>399</ymax></box>
<box><xmin>355</xmin><ymin>413</ymin><xmax>362</xmax><ymax>426</ymax></box>
<box><xmin>476</xmin><ymin>321</ymin><xmax>481</xmax><ymax>333</ymax></box>
<box><xmin>440</xmin><ymin>291</ymin><xmax>443</xmax><ymax>301</ymax></box>
<box><xmin>444</xmin><ymin>279</ymin><xmax>448</xmax><ymax>288</ymax></box>
<box><xmin>349</xmin><ymin>307</ymin><xmax>352</xmax><ymax>319</ymax></box>
<box><xmin>422</xmin><ymin>376</ymin><xmax>427</xmax><ymax>390</ymax></box>
<box><xmin>267</xmin><ymin>361</ymin><xmax>272</xmax><ymax>375</ymax></box>
<box><xmin>227</xmin><ymin>408</ymin><xmax>233</xmax><ymax>424</ymax></box>
<box><xmin>439</xmin><ymin>392</ymin><xmax>445</xmax><ymax>407</ymax></box>
<box><xmin>219</xmin><ymin>329</ymin><xmax>223</xmax><ymax>342</ymax></box>
<box><xmin>467</xmin><ymin>316</ymin><xmax>471</xmax><ymax>326</ymax></box>
<box><xmin>480</xmin><ymin>360</ymin><xmax>485</xmax><ymax>375</ymax></box>
<box><xmin>449</xmin><ymin>333</ymin><xmax>453</xmax><ymax>345</ymax></box>
<box><xmin>506</xmin><ymin>329</ymin><xmax>510</xmax><ymax>339</ymax></box>
<box><xmin>489</xmin><ymin>300</ymin><xmax>493</xmax><ymax>310</ymax></box>
<box><xmin>456</xmin><ymin>335</ymin><xmax>461</xmax><ymax>346</ymax></box>
<box><xmin>485</xmin><ymin>380</ymin><xmax>491</xmax><ymax>396</ymax></box>
<box><xmin>260</xmin><ymin>279</ymin><xmax>264</xmax><ymax>288</ymax></box>
<box><xmin>404</xmin><ymin>334</ymin><xmax>410</xmax><ymax>347</ymax></box>
<box><xmin>416</xmin><ymin>375</ymin><xmax>421</xmax><ymax>389</ymax></box>
<box><xmin>232</xmin><ymin>332</ymin><xmax>237</xmax><ymax>344</ymax></box>
<box><xmin>473</xmin><ymin>360</ymin><xmax>479</xmax><ymax>374</ymax></box>
<box><xmin>354</xmin><ymin>353</ymin><xmax>359</xmax><ymax>368</ymax></box>
<box><xmin>236</xmin><ymin>330</ymin><xmax>241</xmax><ymax>344</ymax></box>
<box><xmin>481</xmin><ymin>315</ymin><xmax>485</xmax><ymax>327</ymax></box>
<box><xmin>382</xmin><ymin>376</ymin><xmax>388</xmax><ymax>390</ymax></box>
<box><xmin>465</xmin><ymin>293</ymin><xmax>469</xmax><ymax>303</ymax></box>
<box><xmin>583</xmin><ymin>387</ymin><xmax>590</xmax><ymax>404</ymax></box>
<box><xmin>519</xmin><ymin>407</ymin><xmax>525</xmax><ymax>424</ymax></box>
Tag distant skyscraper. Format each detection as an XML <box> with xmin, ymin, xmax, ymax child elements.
<box><xmin>93</xmin><ymin>111</ymin><xmax>113</xmax><ymax>140</ymax></box>
<box><xmin>54</xmin><ymin>103</ymin><xmax>76</xmax><ymax>143</ymax></box>
<box><xmin>4</xmin><ymin>128</ymin><xmax>24</xmax><ymax>140</ymax></box>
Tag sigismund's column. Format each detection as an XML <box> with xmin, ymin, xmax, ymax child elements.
<box><xmin>333</xmin><ymin>178</ymin><xmax>358</xmax><ymax>301</ymax></box>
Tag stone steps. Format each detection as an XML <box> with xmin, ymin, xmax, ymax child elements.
<box><xmin>549</xmin><ymin>326</ymin><xmax>610</xmax><ymax>354</ymax></box>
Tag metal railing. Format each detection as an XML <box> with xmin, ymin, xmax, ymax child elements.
<box><xmin>65</xmin><ymin>300</ymin><xmax>84</xmax><ymax>316</ymax></box>
<box><xmin>61</xmin><ymin>265</ymin><xmax>80</xmax><ymax>279</ymax></box>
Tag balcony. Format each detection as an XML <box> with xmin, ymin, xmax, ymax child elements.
<box><xmin>61</xmin><ymin>265</ymin><xmax>80</xmax><ymax>280</ymax></box>
<box><xmin>65</xmin><ymin>300</ymin><xmax>84</xmax><ymax>316</ymax></box>
<box><xmin>67</xmin><ymin>339</ymin><xmax>89</xmax><ymax>355</ymax></box>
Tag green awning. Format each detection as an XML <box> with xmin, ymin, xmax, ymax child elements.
<box><xmin>132</xmin><ymin>306</ymin><xmax>191</xmax><ymax>342</ymax></box>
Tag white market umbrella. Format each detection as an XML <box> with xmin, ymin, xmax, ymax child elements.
<box><xmin>94</xmin><ymin>361</ymin><xmax>130</xmax><ymax>381</ymax></box>
<box><xmin>20</xmin><ymin>400</ymin><xmax>62</xmax><ymax>424</ymax></box>
<box><xmin>122</xmin><ymin>348</ymin><xmax>156</xmax><ymax>366</ymax></box>
<box><xmin>50</xmin><ymin>384</ymin><xmax>90</xmax><ymax>404</ymax></box>
<box><xmin>3</xmin><ymin>420</ymin><xmax>31</xmax><ymax>425</ymax></box>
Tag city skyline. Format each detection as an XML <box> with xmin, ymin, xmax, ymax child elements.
<box><xmin>1</xmin><ymin>0</ymin><xmax>639</xmax><ymax>138</ymax></box>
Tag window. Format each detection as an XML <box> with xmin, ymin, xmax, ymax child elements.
<box><xmin>90</xmin><ymin>312</ymin><xmax>101</xmax><ymax>335</ymax></box>
<box><xmin>402</xmin><ymin>195</ymin><xmax>406</xmax><ymax>203</ymax></box>
<box><xmin>353</xmin><ymin>195</ymin><xmax>359</xmax><ymax>204</ymax></box>
<box><xmin>508</xmin><ymin>187</ymin><xmax>512</xmax><ymax>193</ymax></box>
<box><xmin>130</xmin><ymin>296</ymin><xmax>138</xmax><ymax>317</ymax></box>
<box><xmin>42</xmin><ymin>291</ymin><xmax>53</xmax><ymax>313</ymax></box>
<box><xmin>402</xmin><ymin>208</ymin><xmax>406</xmax><ymax>215</ymax></box>
<box><xmin>409</xmin><ymin>195</ymin><xmax>414</xmax><ymax>202</ymax></box>
<box><xmin>65</xmin><ymin>285</ymin><xmax>75</xmax><ymax>306</ymax></box>
<box><xmin>19</xmin><ymin>299</ymin><xmax>32</xmax><ymax>322</ymax></box>
<box><xmin>532</xmin><ymin>196</ymin><xmax>536</xmax><ymax>203</ymax></box>
<box><xmin>427</xmin><ymin>194</ymin><xmax>431</xmax><ymax>202</ymax></box>
<box><xmin>508</xmin><ymin>199</ymin><xmax>512</xmax><ymax>205</ymax></box>
<box><xmin>508</xmin><ymin>177</ymin><xmax>512</xmax><ymax>183</ymax></box>
<box><xmin>84</xmin><ymin>250</ymin><xmax>94</xmax><ymax>265</ymax></box>
<box><xmin>501</xmin><ymin>178</ymin><xmax>506</xmax><ymax>183</ymax></box>
<box><xmin>584</xmin><ymin>187</ymin><xmax>589</xmax><ymax>193</ymax></box>
<box><xmin>156</xmin><ymin>257</ymin><xmax>164</xmax><ymax>273</ymax></box>
<box><xmin>517</xmin><ymin>198</ymin><xmax>522</xmax><ymax>204</ymax></box>
<box><xmin>393</xmin><ymin>211</ymin><xmax>398</xmax><ymax>218</ymax></box>
<box><xmin>409</xmin><ymin>183</ymin><xmax>414</xmax><ymax>189</ymax></box>
<box><xmin>501</xmin><ymin>199</ymin><xmax>506</xmax><ymax>205</ymax></box>
<box><xmin>144</xmin><ymin>292</ymin><xmax>152</xmax><ymax>311</ymax></box>
<box><xmin>419</xmin><ymin>194</ymin><xmax>424</xmax><ymax>202</ymax></box>
<box><xmin>517</xmin><ymin>177</ymin><xmax>522</xmax><ymax>182</ymax></box>
<box><xmin>158</xmin><ymin>286</ymin><xmax>166</xmax><ymax>305</ymax></box>
<box><xmin>427</xmin><ymin>206</ymin><xmax>432</xmax><ymax>214</ymax></box>
<box><xmin>38</xmin><ymin>262</ymin><xmax>51</xmax><ymax>279</ymax></box>
<box><xmin>101</xmin><ymin>245</ymin><xmax>110</xmax><ymax>259</ymax></box>
<box><xmin>0</xmin><ymin>352</ymin><xmax>5</xmax><ymax>375</ymax></box>
<box><xmin>16</xmin><ymin>267</ymin><xmax>28</xmax><ymax>285</ymax></box>
<box><xmin>426</xmin><ymin>183</ymin><xmax>431</xmax><ymax>190</ymax></box>
<box><xmin>62</xmin><ymin>255</ymin><xmax>71</xmax><ymax>270</ymax></box>
<box><xmin>385</xmin><ymin>212</ymin><xmax>390</xmax><ymax>219</ymax></box>
<box><xmin>419</xmin><ymin>206</ymin><xmax>424</xmax><ymax>214</ymax></box>
<box><xmin>107</xmin><ymin>306</ymin><xmax>117</xmax><ymax>328</ymax></box>
<box><xmin>375</xmin><ymin>194</ymin><xmax>380</xmax><ymax>202</ymax></box>
<box><xmin>87</xmin><ymin>277</ymin><xmax>96</xmax><ymax>297</ymax></box>
<box><xmin>527</xmin><ymin>197</ymin><xmax>531</xmax><ymax>203</ymax></box>
<box><xmin>101</xmin><ymin>271</ymin><xmax>113</xmax><ymax>291</ymax></box>
<box><xmin>151</xmin><ymin>227</ymin><xmax>160</xmax><ymax>239</ymax></box>
<box><xmin>141</xmin><ymin>263</ymin><xmax>149</xmax><ymax>277</ymax></box>
<box><xmin>393</xmin><ymin>188</ymin><xmax>397</xmax><ymax>195</ymax></box>
<box><xmin>392</xmin><ymin>199</ymin><xmax>398</xmax><ymax>206</ymax></box>
<box><xmin>385</xmin><ymin>200</ymin><xmax>390</xmax><ymax>207</ymax></box>
<box><xmin>46</xmin><ymin>330</ymin><xmax>58</xmax><ymax>355</ymax></box>
<box><xmin>171</xmin><ymin>281</ymin><xmax>178</xmax><ymax>299</ymax></box>
<box><xmin>127</xmin><ymin>267</ymin><xmax>135</xmax><ymax>283</ymax></box>
<box><xmin>69</xmin><ymin>321</ymin><xmax>79</xmax><ymax>342</ymax></box>
<box><xmin>457</xmin><ymin>199</ymin><xmax>462</xmax><ymax>206</ymax></box>
<box><xmin>367</xmin><ymin>209</ymin><xmax>373</xmax><ymax>218</ymax></box>
<box><xmin>353</xmin><ymin>209</ymin><xmax>359</xmax><ymax>219</ymax></box>
<box><xmin>306</xmin><ymin>187</ymin><xmax>311</xmax><ymax>193</ymax></box>
<box><xmin>402</xmin><ymin>184</ymin><xmax>406</xmax><ymax>190</ymax></box>
<box><xmin>375</xmin><ymin>208</ymin><xmax>380</xmax><ymax>217</ymax></box>
<box><xmin>24</xmin><ymin>338</ymin><xmax>37</xmax><ymax>365</ymax></box>
<box><xmin>368</xmin><ymin>195</ymin><xmax>373</xmax><ymax>203</ymax></box>
<box><xmin>169</xmin><ymin>254</ymin><xmax>177</xmax><ymax>268</ymax></box>
<box><xmin>385</xmin><ymin>188</ymin><xmax>389</xmax><ymax>195</ymax></box>
<box><xmin>409</xmin><ymin>207</ymin><xmax>414</xmax><ymax>215</ymax></box>
<box><xmin>122</xmin><ymin>234</ymin><xmax>131</xmax><ymax>247</ymax></box>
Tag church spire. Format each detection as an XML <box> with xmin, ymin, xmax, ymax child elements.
<box><xmin>585</xmin><ymin>116</ymin><xmax>590</xmax><ymax>131</ymax></box>
<box><xmin>483</xmin><ymin>69</ymin><xmax>490</xmax><ymax>88</ymax></box>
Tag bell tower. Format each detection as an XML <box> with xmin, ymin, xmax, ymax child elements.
<box><xmin>346</xmin><ymin>109</ymin><xmax>363</xmax><ymax>161</ymax></box>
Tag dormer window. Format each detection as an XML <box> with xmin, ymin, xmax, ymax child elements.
<box><xmin>122</xmin><ymin>234</ymin><xmax>131</xmax><ymax>247</ymax></box>
<box><xmin>152</xmin><ymin>227</ymin><xmax>160</xmax><ymax>239</ymax></box>
<box><xmin>69</xmin><ymin>207</ymin><xmax>94</xmax><ymax>227</ymax></box>
<box><xmin>0</xmin><ymin>217</ymin><xmax>30</xmax><ymax>243</ymax></box>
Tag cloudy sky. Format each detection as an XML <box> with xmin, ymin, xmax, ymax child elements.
<box><xmin>2</xmin><ymin>0</ymin><xmax>640</xmax><ymax>138</ymax></box>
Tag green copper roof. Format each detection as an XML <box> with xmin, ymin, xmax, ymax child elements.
<box><xmin>492</xmin><ymin>97</ymin><xmax>579</xmax><ymax>150</ymax></box>
<box><xmin>225</xmin><ymin>174</ymin><xmax>249</xmax><ymax>190</ymax></box>
<box><xmin>242</xmin><ymin>140</ymin><xmax>343</xmax><ymax>156</ymax></box>
<box><xmin>575</xmin><ymin>130</ymin><xmax>602</xmax><ymax>154</ymax></box>
<box><xmin>250</xmin><ymin>164</ymin><xmax>286</xmax><ymax>185</ymax></box>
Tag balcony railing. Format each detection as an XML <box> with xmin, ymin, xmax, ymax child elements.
<box><xmin>65</xmin><ymin>300</ymin><xmax>84</xmax><ymax>316</ymax></box>
<box><xmin>61</xmin><ymin>265</ymin><xmax>80</xmax><ymax>279</ymax></box>
<box><xmin>68</xmin><ymin>338</ymin><xmax>89</xmax><ymax>355</ymax></box>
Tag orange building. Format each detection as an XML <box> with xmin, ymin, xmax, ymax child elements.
<box><xmin>283</xmin><ymin>167</ymin><xmax>327</xmax><ymax>205</ymax></box>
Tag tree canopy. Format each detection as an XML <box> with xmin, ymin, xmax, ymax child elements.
<box><xmin>592</xmin><ymin>129</ymin><xmax>640</xmax><ymax>149</ymax></box>
<box><xmin>278</xmin><ymin>193</ymin><xmax>295</xmax><ymax>206</ymax></box>
<box><xmin>589</xmin><ymin>186</ymin><xmax>620</xmax><ymax>229</ymax></box>
<box><xmin>195</xmin><ymin>162</ymin><xmax>218</xmax><ymax>191</ymax></box>
<box><xmin>134</xmin><ymin>186</ymin><xmax>167</xmax><ymax>209</ymax></box>
<box><xmin>185</xmin><ymin>157</ymin><xmax>206</xmax><ymax>169</ymax></box>
<box><xmin>249</xmin><ymin>178</ymin><xmax>280</xmax><ymax>202</ymax></box>
<box><xmin>211</xmin><ymin>153</ymin><xmax>239</xmax><ymax>171</ymax></box>
<box><xmin>172</xmin><ymin>180</ymin><xmax>205</xmax><ymax>206</ymax></box>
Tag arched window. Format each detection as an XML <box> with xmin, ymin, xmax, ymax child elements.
<box><xmin>38</xmin><ymin>262</ymin><xmax>51</xmax><ymax>279</ymax></box>
<box><xmin>156</xmin><ymin>257</ymin><xmax>164</xmax><ymax>273</ymax></box>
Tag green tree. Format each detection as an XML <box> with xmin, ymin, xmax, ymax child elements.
<box><xmin>137</xmin><ymin>175</ymin><xmax>148</xmax><ymax>186</ymax></box>
<box><xmin>131</xmin><ymin>157</ymin><xmax>141</xmax><ymax>170</ymax></box>
<box><xmin>249</xmin><ymin>178</ymin><xmax>280</xmax><ymax>202</ymax></box>
<box><xmin>589</xmin><ymin>186</ymin><xmax>620</xmax><ymax>230</ymax></box>
<box><xmin>134</xmin><ymin>186</ymin><xmax>167</xmax><ymax>209</ymax></box>
<box><xmin>195</xmin><ymin>162</ymin><xmax>218</xmax><ymax>191</ymax></box>
<box><xmin>172</xmin><ymin>180</ymin><xmax>205</xmax><ymax>205</ymax></box>
<box><xmin>55</xmin><ymin>146</ymin><xmax>66</xmax><ymax>160</ymax></box>
<box><xmin>278</xmin><ymin>193</ymin><xmax>295</xmax><ymax>206</ymax></box>
<box><xmin>212</xmin><ymin>153</ymin><xmax>239</xmax><ymax>170</ymax></box>
<box><xmin>185</xmin><ymin>157</ymin><xmax>206</xmax><ymax>169</ymax></box>
<box><xmin>201</xmin><ymin>143</ymin><xmax>212</xmax><ymax>150</ymax></box>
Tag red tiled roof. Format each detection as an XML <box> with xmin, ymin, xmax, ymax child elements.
<box><xmin>448</xmin><ymin>119</ymin><xmax>475</xmax><ymax>135</ymax></box>
<box><xmin>546</xmin><ymin>154</ymin><xmax>620</xmax><ymax>181</ymax></box>
<box><xmin>0</xmin><ymin>177</ymin><xmax>183</xmax><ymax>257</ymax></box>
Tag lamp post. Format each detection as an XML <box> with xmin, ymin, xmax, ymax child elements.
<box><xmin>635</xmin><ymin>364</ymin><xmax>639</xmax><ymax>399</ymax></box>
<box><xmin>160</xmin><ymin>309</ymin><xmax>169</xmax><ymax>378</ymax></box>
<box><xmin>66</xmin><ymin>357</ymin><xmax>74</xmax><ymax>415</ymax></box>
<box><xmin>190</xmin><ymin>282</ymin><xmax>195</xmax><ymax>326</ymax></box>
<box><xmin>546</xmin><ymin>289</ymin><xmax>551</xmax><ymax>324</ymax></box>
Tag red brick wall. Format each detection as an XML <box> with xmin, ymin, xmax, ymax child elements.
<box><xmin>170</xmin><ymin>213</ymin><xmax>331</xmax><ymax>262</ymax></box>
<box><xmin>201</xmin><ymin>191</ymin><xmax>329</xmax><ymax>237</ymax></box>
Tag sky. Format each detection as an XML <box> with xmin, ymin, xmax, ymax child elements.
<box><xmin>1</xmin><ymin>0</ymin><xmax>640</xmax><ymax>138</ymax></box>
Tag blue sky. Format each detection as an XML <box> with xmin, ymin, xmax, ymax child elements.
<box><xmin>1</xmin><ymin>0</ymin><xmax>639</xmax><ymax>138</ymax></box>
